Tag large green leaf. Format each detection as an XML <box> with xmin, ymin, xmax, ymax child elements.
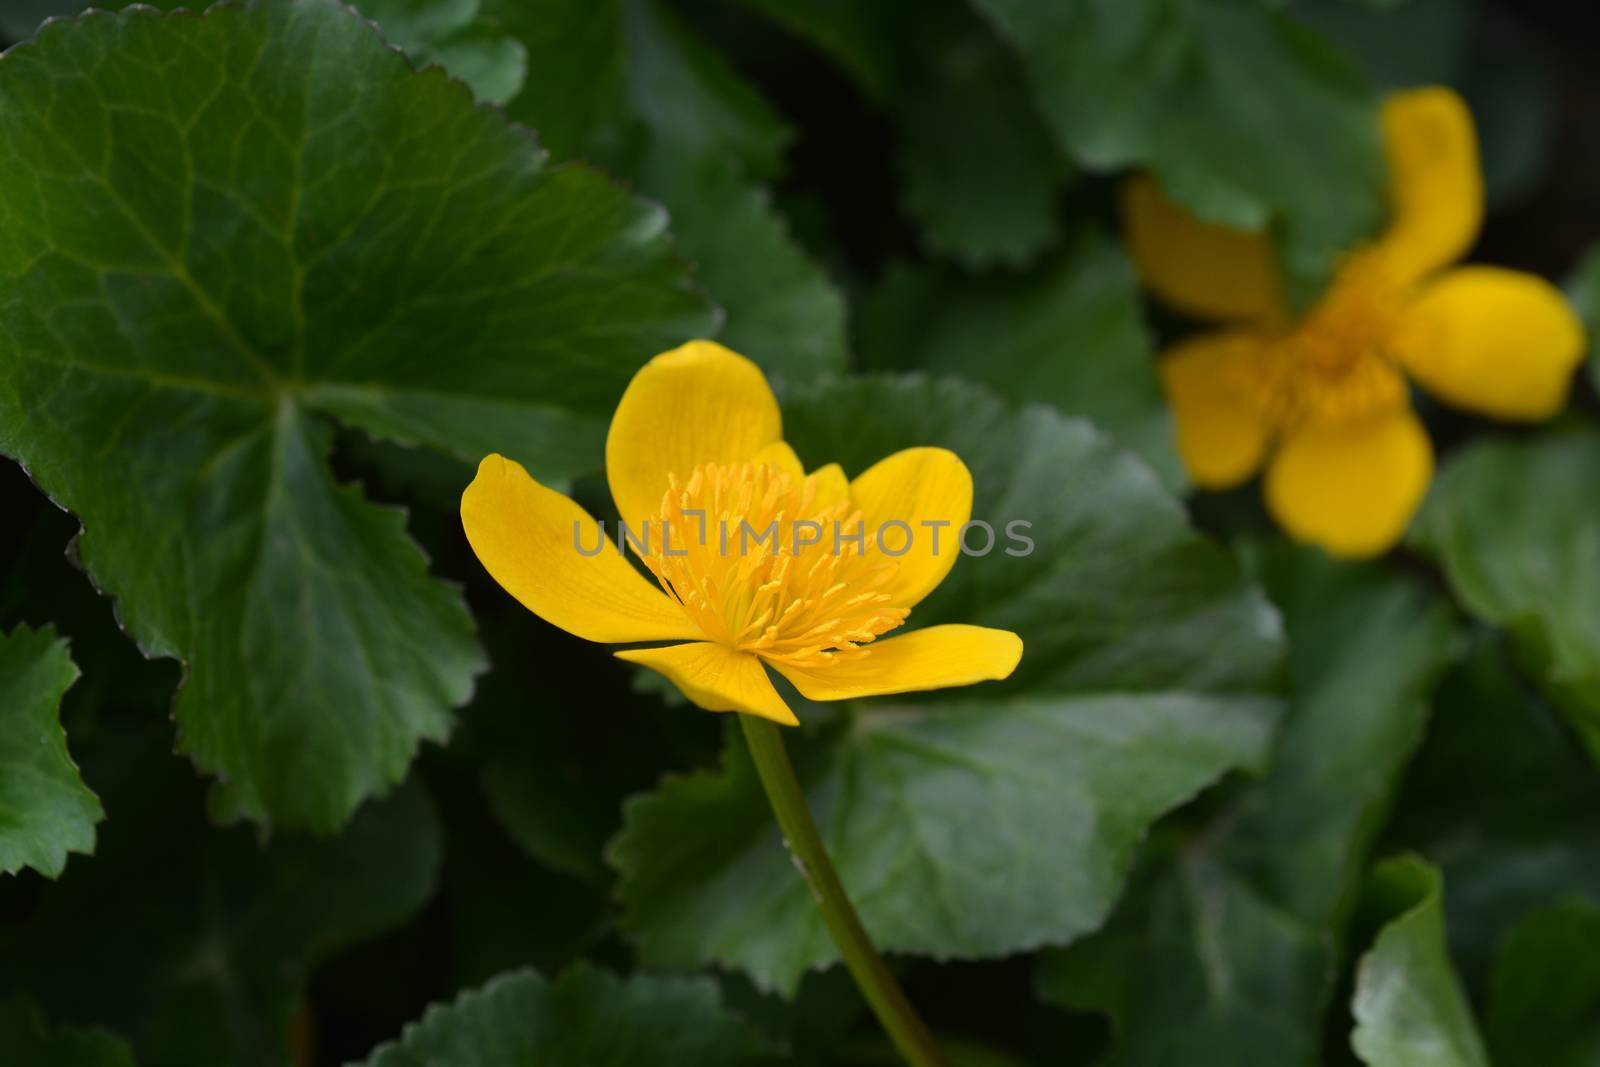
<box><xmin>1486</xmin><ymin>898</ymin><xmax>1600</xmax><ymax>1067</ymax></box>
<box><xmin>1350</xmin><ymin>857</ymin><xmax>1490</xmax><ymax>1067</ymax></box>
<box><xmin>608</xmin><ymin>376</ymin><xmax>1285</xmax><ymax>995</ymax></box>
<box><xmin>0</xmin><ymin>722</ymin><xmax>440</xmax><ymax>1067</ymax></box>
<box><xmin>860</xmin><ymin>231</ymin><xmax>1181</xmax><ymax>488</ymax></box>
<box><xmin>356</xmin><ymin>964</ymin><xmax>771</xmax><ymax>1066</ymax></box>
<box><xmin>0</xmin><ymin>625</ymin><xmax>98</xmax><ymax>878</ymax></box>
<box><xmin>1409</xmin><ymin>430</ymin><xmax>1600</xmax><ymax>762</ymax></box>
<box><xmin>1037</xmin><ymin>549</ymin><xmax>1456</xmax><ymax>1066</ymax></box>
<box><xmin>493</xmin><ymin>0</ymin><xmax>848</xmax><ymax>381</ymax></box>
<box><xmin>970</xmin><ymin>0</ymin><xmax>1386</xmax><ymax>287</ymax></box>
<box><xmin>0</xmin><ymin>0</ymin><xmax>714</xmax><ymax>829</ymax></box>
<box><xmin>0</xmin><ymin>998</ymin><xmax>136</xmax><ymax>1067</ymax></box>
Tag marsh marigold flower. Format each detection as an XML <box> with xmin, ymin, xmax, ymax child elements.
<box><xmin>1124</xmin><ymin>88</ymin><xmax>1586</xmax><ymax>557</ymax></box>
<box><xmin>460</xmin><ymin>341</ymin><xmax>1023</xmax><ymax>725</ymax></box>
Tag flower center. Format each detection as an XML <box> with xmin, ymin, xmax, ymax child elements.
<box><xmin>639</xmin><ymin>462</ymin><xmax>908</xmax><ymax>665</ymax></box>
<box><xmin>1249</xmin><ymin>251</ymin><xmax>1411</xmax><ymax>430</ymax></box>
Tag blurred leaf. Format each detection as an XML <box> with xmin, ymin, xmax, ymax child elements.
<box><xmin>971</xmin><ymin>0</ymin><xmax>1386</xmax><ymax>287</ymax></box>
<box><xmin>1292</xmin><ymin>0</ymin><xmax>1469</xmax><ymax>89</ymax></box>
<box><xmin>1486</xmin><ymin>898</ymin><xmax>1600</xmax><ymax>1067</ymax></box>
<box><xmin>860</xmin><ymin>230</ymin><xmax>1181</xmax><ymax>487</ymax></box>
<box><xmin>356</xmin><ymin>964</ymin><xmax>772</xmax><ymax>1066</ymax></box>
<box><xmin>1039</xmin><ymin>549</ymin><xmax>1456</xmax><ymax>1066</ymax></box>
<box><xmin>0</xmin><ymin>724</ymin><xmax>441</xmax><ymax>1067</ymax></box>
<box><xmin>0</xmin><ymin>997</ymin><xmax>136</xmax><ymax>1067</ymax></box>
<box><xmin>354</xmin><ymin>0</ymin><xmax>527</xmax><ymax>103</ymax></box>
<box><xmin>1382</xmin><ymin>638</ymin><xmax>1600</xmax><ymax>989</ymax></box>
<box><xmin>495</xmin><ymin>0</ymin><xmax>848</xmax><ymax>381</ymax></box>
<box><xmin>1565</xmin><ymin>245</ymin><xmax>1600</xmax><ymax>393</ymax></box>
<box><xmin>725</xmin><ymin>0</ymin><xmax>1070</xmax><ymax>267</ymax></box>
<box><xmin>609</xmin><ymin>376</ymin><xmax>1285</xmax><ymax>995</ymax></box>
<box><xmin>719</xmin><ymin>0</ymin><xmax>902</xmax><ymax>103</ymax></box>
<box><xmin>897</xmin><ymin>30</ymin><xmax>1069</xmax><ymax>267</ymax></box>
<box><xmin>1409</xmin><ymin>430</ymin><xmax>1600</xmax><ymax>762</ymax></box>
<box><xmin>0</xmin><ymin>0</ymin><xmax>715</xmax><ymax>829</ymax></box>
<box><xmin>1350</xmin><ymin>857</ymin><xmax>1490</xmax><ymax>1067</ymax></box>
<box><xmin>0</xmin><ymin>625</ymin><xmax>99</xmax><ymax>878</ymax></box>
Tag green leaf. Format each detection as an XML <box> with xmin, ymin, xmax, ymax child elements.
<box><xmin>0</xmin><ymin>998</ymin><xmax>136</xmax><ymax>1067</ymax></box>
<box><xmin>860</xmin><ymin>231</ymin><xmax>1181</xmax><ymax>488</ymax></box>
<box><xmin>608</xmin><ymin>376</ymin><xmax>1285</xmax><ymax>995</ymax></box>
<box><xmin>0</xmin><ymin>723</ymin><xmax>441</xmax><ymax>1067</ymax></box>
<box><xmin>1565</xmin><ymin>244</ymin><xmax>1600</xmax><ymax>393</ymax></box>
<box><xmin>970</xmin><ymin>0</ymin><xmax>1386</xmax><ymax>285</ymax></box>
<box><xmin>0</xmin><ymin>625</ymin><xmax>99</xmax><ymax>878</ymax></box>
<box><xmin>724</xmin><ymin>0</ymin><xmax>1070</xmax><ymax>267</ymax></box>
<box><xmin>357</xmin><ymin>964</ymin><xmax>771</xmax><ymax>1066</ymax></box>
<box><xmin>896</xmin><ymin>30</ymin><xmax>1070</xmax><ymax>267</ymax></box>
<box><xmin>1037</xmin><ymin>548</ymin><xmax>1456</xmax><ymax>1066</ymax></box>
<box><xmin>495</xmin><ymin>0</ymin><xmax>848</xmax><ymax>381</ymax></box>
<box><xmin>1385</xmin><ymin>637</ymin><xmax>1600</xmax><ymax>988</ymax></box>
<box><xmin>355</xmin><ymin>0</ymin><xmax>529</xmax><ymax>104</ymax></box>
<box><xmin>1409</xmin><ymin>430</ymin><xmax>1600</xmax><ymax>762</ymax></box>
<box><xmin>1486</xmin><ymin>898</ymin><xmax>1600</xmax><ymax>1067</ymax></box>
<box><xmin>1350</xmin><ymin>857</ymin><xmax>1491</xmax><ymax>1067</ymax></box>
<box><xmin>0</xmin><ymin>0</ymin><xmax>714</xmax><ymax>829</ymax></box>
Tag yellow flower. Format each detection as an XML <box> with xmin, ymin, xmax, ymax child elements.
<box><xmin>1124</xmin><ymin>87</ymin><xmax>1586</xmax><ymax>557</ymax></box>
<box><xmin>460</xmin><ymin>341</ymin><xmax>1023</xmax><ymax>725</ymax></box>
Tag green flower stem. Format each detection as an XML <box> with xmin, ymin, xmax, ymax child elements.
<box><xmin>739</xmin><ymin>714</ymin><xmax>950</xmax><ymax>1067</ymax></box>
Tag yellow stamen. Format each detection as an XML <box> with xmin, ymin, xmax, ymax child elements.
<box><xmin>1247</xmin><ymin>250</ymin><xmax>1411</xmax><ymax>431</ymax></box>
<box><xmin>638</xmin><ymin>463</ymin><xmax>908</xmax><ymax>665</ymax></box>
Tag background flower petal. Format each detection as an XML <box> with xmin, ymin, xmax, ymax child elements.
<box><xmin>462</xmin><ymin>455</ymin><xmax>701</xmax><ymax>644</ymax></box>
<box><xmin>848</xmin><ymin>446</ymin><xmax>973</xmax><ymax>609</ymax></box>
<box><xmin>1160</xmin><ymin>332</ymin><xmax>1273</xmax><ymax>489</ymax></box>
<box><xmin>1121</xmin><ymin>175</ymin><xmax>1284</xmax><ymax>323</ymax></box>
<box><xmin>1376</xmin><ymin>88</ymin><xmax>1484</xmax><ymax>283</ymax></box>
<box><xmin>1265</xmin><ymin>410</ymin><xmax>1433</xmax><ymax>558</ymax></box>
<box><xmin>615</xmin><ymin>643</ymin><xmax>797</xmax><ymax>725</ymax></box>
<box><xmin>1393</xmin><ymin>266</ymin><xmax>1585</xmax><ymax>421</ymax></box>
<box><xmin>605</xmin><ymin>341</ymin><xmax>784</xmax><ymax>530</ymax></box>
<box><xmin>768</xmin><ymin>624</ymin><xmax>1022</xmax><ymax>702</ymax></box>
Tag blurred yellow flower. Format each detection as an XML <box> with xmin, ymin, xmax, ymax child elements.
<box><xmin>1124</xmin><ymin>88</ymin><xmax>1586</xmax><ymax>557</ymax></box>
<box><xmin>461</xmin><ymin>341</ymin><xmax>1022</xmax><ymax>725</ymax></box>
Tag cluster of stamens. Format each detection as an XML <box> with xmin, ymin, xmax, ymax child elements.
<box><xmin>1245</xmin><ymin>250</ymin><xmax>1411</xmax><ymax>431</ymax></box>
<box><xmin>637</xmin><ymin>462</ymin><xmax>908</xmax><ymax>666</ymax></box>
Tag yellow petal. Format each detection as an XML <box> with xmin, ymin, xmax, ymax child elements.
<box><xmin>605</xmin><ymin>340</ymin><xmax>783</xmax><ymax>531</ymax></box>
<box><xmin>1392</xmin><ymin>266</ymin><xmax>1586</xmax><ymax>421</ymax></box>
<box><xmin>808</xmin><ymin>462</ymin><xmax>850</xmax><ymax>508</ymax></box>
<box><xmin>462</xmin><ymin>455</ymin><xmax>703</xmax><ymax>643</ymax></box>
<box><xmin>1376</xmin><ymin>88</ymin><xmax>1484</xmax><ymax>283</ymax></box>
<box><xmin>769</xmin><ymin>625</ymin><xmax>1022</xmax><ymax>702</ymax></box>
<box><xmin>1121</xmin><ymin>174</ymin><xmax>1285</xmax><ymax>323</ymax></box>
<box><xmin>1264</xmin><ymin>409</ymin><xmax>1433</xmax><ymax>559</ymax></box>
<box><xmin>752</xmin><ymin>440</ymin><xmax>804</xmax><ymax>481</ymax></box>
<box><xmin>847</xmin><ymin>447</ymin><xmax>973</xmax><ymax>609</ymax></box>
<box><xmin>1160</xmin><ymin>332</ymin><xmax>1272</xmax><ymax>489</ymax></box>
<box><xmin>615</xmin><ymin>642</ymin><xmax>797</xmax><ymax>726</ymax></box>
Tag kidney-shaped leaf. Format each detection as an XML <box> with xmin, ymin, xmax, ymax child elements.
<box><xmin>0</xmin><ymin>0</ymin><xmax>714</xmax><ymax>829</ymax></box>
<box><xmin>608</xmin><ymin>376</ymin><xmax>1285</xmax><ymax>994</ymax></box>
